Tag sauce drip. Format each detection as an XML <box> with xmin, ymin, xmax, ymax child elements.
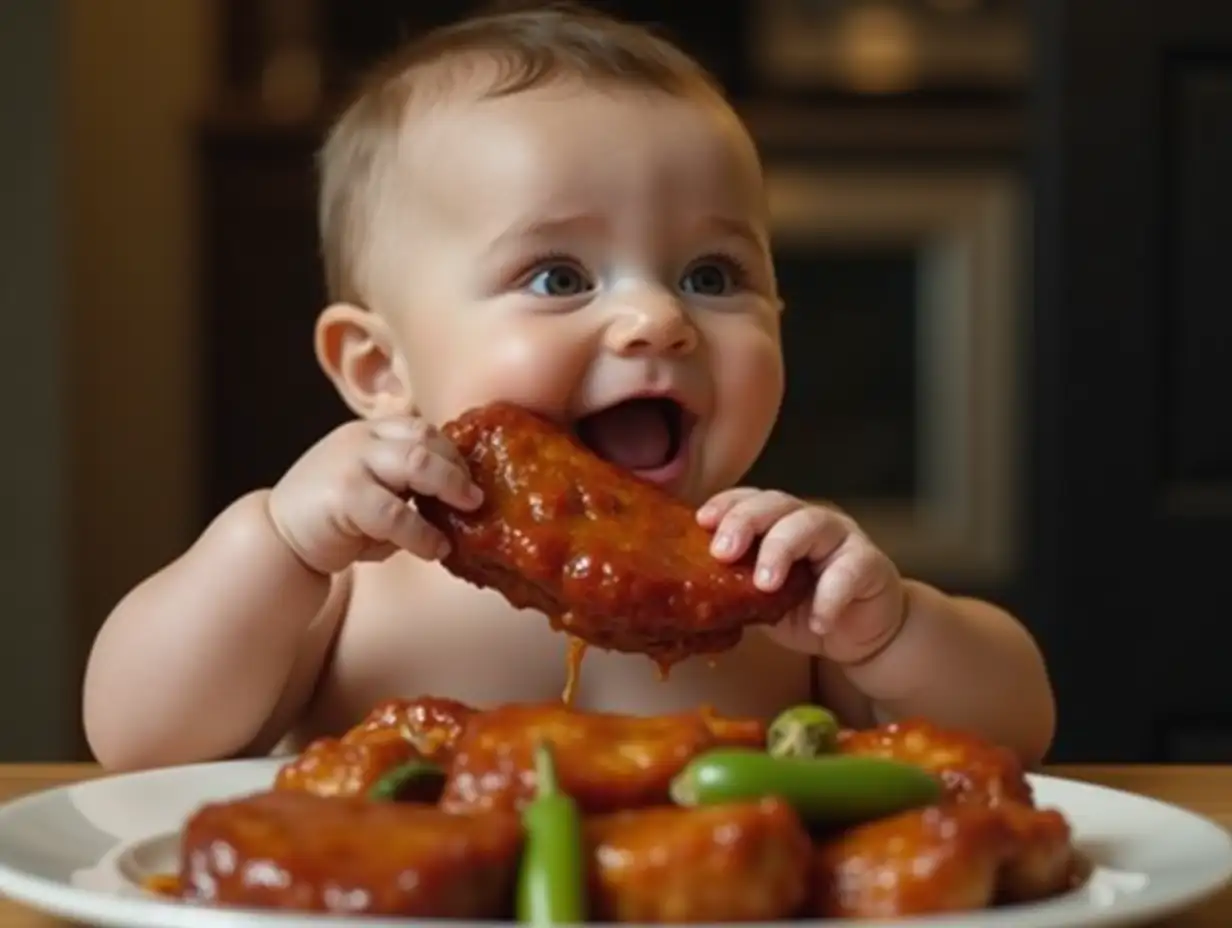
<box><xmin>142</xmin><ymin>873</ymin><xmax>180</xmax><ymax>897</ymax></box>
<box><xmin>561</xmin><ymin>635</ymin><xmax>588</xmax><ymax>705</ymax></box>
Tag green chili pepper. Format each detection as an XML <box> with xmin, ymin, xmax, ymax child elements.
<box><xmin>669</xmin><ymin>748</ymin><xmax>940</xmax><ymax>826</ymax></box>
<box><xmin>517</xmin><ymin>741</ymin><xmax>587</xmax><ymax>926</ymax></box>
<box><xmin>767</xmin><ymin>704</ymin><xmax>841</xmax><ymax>758</ymax></box>
<box><xmin>367</xmin><ymin>760</ymin><xmax>445</xmax><ymax>802</ymax></box>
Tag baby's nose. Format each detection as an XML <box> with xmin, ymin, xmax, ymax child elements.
<box><xmin>604</xmin><ymin>298</ymin><xmax>699</xmax><ymax>357</ymax></box>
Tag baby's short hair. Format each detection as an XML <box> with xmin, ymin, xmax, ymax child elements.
<box><xmin>318</xmin><ymin>1</ymin><xmax>725</xmax><ymax>306</ymax></box>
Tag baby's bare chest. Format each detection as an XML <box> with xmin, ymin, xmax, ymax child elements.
<box><xmin>300</xmin><ymin>557</ymin><xmax>817</xmax><ymax>738</ymax></box>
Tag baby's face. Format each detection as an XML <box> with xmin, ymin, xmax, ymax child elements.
<box><xmin>368</xmin><ymin>79</ymin><xmax>785</xmax><ymax>504</ymax></box>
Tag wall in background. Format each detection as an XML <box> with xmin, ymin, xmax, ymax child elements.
<box><xmin>66</xmin><ymin>0</ymin><xmax>216</xmax><ymax>697</ymax></box>
<box><xmin>0</xmin><ymin>3</ymin><xmax>71</xmax><ymax>760</ymax></box>
<box><xmin>65</xmin><ymin>0</ymin><xmax>216</xmax><ymax>756</ymax></box>
<box><xmin>0</xmin><ymin>0</ymin><xmax>214</xmax><ymax>759</ymax></box>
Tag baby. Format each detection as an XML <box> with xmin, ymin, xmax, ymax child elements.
<box><xmin>82</xmin><ymin>2</ymin><xmax>1055</xmax><ymax>771</ymax></box>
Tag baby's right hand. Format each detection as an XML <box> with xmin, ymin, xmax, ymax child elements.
<box><xmin>267</xmin><ymin>416</ymin><xmax>482</xmax><ymax>574</ymax></box>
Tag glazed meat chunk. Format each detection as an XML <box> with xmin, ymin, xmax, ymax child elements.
<box><xmin>339</xmin><ymin>695</ymin><xmax>476</xmax><ymax>760</ymax></box>
<box><xmin>834</xmin><ymin>719</ymin><xmax>1079</xmax><ymax>902</ymax></box>
<box><xmin>179</xmin><ymin>791</ymin><xmax>521</xmax><ymax>918</ymax></box>
<box><xmin>273</xmin><ymin>736</ymin><xmax>417</xmax><ymax>799</ymax></box>
<box><xmin>414</xmin><ymin>402</ymin><xmax>813</xmax><ymax>669</ymax></box>
<box><xmin>837</xmin><ymin>718</ymin><xmax>1035</xmax><ymax>808</ymax></box>
<box><xmin>995</xmin><ymin>801</ymin><xmax>1077</xmax><ymax>902</ymax></box>
<box><xmin>811</xmin><ymin>804</ymin><xmax>1011</xmax><ymax>918</ymax></box>
<box><xmin>274</xmin><ymin>696</ymin><xmax>475</xmax><ymax>799</ymax></box>
<box><xmin>810</xmin><ymin>802</ymin><xmax>1077</xmax><ymax>917</ymax></box>
<box><xmin>587</xmin><ymin>799</ymin><xmax>812</xmax><ymax>923</ymax></box>
<box><xmin>440</xmin><ymin>701</ymin><xmax>766</xmax><ymax>814</ymax></box>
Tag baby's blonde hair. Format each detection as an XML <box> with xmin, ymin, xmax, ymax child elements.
<box><xmin>317</xmin><ymin>1</ymin><xmax>726</xmax><ymax>306</ymax></box>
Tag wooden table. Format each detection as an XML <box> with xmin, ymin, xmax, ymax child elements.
<box><xmin>0</xmin><ymin>764</ymin><xmax>1229</xmax><ymax>926</ymax></box>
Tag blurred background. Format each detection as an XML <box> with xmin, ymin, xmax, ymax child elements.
<box><xmin>2</xmin><ymin>0</ymin><xmax>1230</xmax><ymax>763</ymax></box>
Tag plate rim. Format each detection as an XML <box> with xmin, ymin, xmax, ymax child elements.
<box><xmin>0</xmin><ymin>763</ymin><xmax>1228</xmax><ymax>928</ymax></box>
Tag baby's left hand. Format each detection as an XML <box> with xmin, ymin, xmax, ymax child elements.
<box><xmin>697</xmin><ymin>488</ymin><xmax>906</xmax><ymax>664</ymax></box>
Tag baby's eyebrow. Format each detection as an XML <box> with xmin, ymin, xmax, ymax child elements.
<box><xmin>484</xmin><ymin>214</ymin><xmax>609</xmax><ymax>256</ymax></box>
<box><xmin>697</xmin><ymin>215</ymin><xmax>768</xmax><ymax>251</ymax></box>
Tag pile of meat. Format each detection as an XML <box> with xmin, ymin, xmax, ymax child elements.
<box><xmin>170</xmin><ymin>696</ymin><xmax>1080</xmax><ymax>921</ymax></box>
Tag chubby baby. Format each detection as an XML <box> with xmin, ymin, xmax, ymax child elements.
<box><xmin>82</xmin><ymin>3</ymin><xmax>1055</xmax><ymax>770</ymax></box>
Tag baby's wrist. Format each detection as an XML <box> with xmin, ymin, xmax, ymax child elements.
<box><xmin>834</xmin><ymin>582</ymin><xmax>912</xmax><ymax>669</ymax></box>
<box><xmin>837</xmin><ymin>580</ymin><xmax>957</xmax><ymax>705</ymax></box>
<box><xmin>257</xmin><ymin>490</ymin><xmax>334</xmax><ymax>580</ymax></box>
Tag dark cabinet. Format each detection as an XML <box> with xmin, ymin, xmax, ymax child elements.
<box><xmin>198</xmin><ymin>118</ymin><xmax>347</xmax><ymax>515</ymax></box>
<box><xmin>1028</xmin><ymin>0</ymin><xmax>1232</xmax><ymax>761</ymax></box>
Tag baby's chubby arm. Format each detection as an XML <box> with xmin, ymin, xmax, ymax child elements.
<box><xmin>699</xmin><ymin>489</ymin><xmax>1055</xmax><ymax>766</ymax></box>
<box><xmin>843</xmin><ymin>582</ymin><xmax>1055</xmax><ymax>767</ymax></box>
<box><xmin>82</xmin><ymin>416</ymin><xmax>483</xmax><ymax>770</ymax></box>
<box><xmin>82</xmin><ymin>490</ymin><xmax>338</xmax><ymax>770</ymax></box>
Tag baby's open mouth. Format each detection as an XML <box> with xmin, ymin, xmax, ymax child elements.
<box><xmin>574</xmin><ymin>396</ymin><xmax>690</xmax><ymax>473</ymax></box>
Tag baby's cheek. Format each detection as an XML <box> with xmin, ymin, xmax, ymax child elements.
<box><xmin>416</xmin><ymin>323</ymin><xmax>591</xmax><ymax>424</ymax></box>
<box><xmin>704</xmin><ymin>332</ymin><xmax>785</xmax><ymax>486</ymax></box>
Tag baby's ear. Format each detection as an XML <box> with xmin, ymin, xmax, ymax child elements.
<box><xmin>314</xmin><ymin>303</ymin><xmax>414</xmax><ymax>418</ymax></box>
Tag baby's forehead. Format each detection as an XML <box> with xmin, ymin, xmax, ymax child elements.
<box><xmin>386</xmin><ymin>70</ymin><xmax>766</xmax><ymax>224</ymax></box>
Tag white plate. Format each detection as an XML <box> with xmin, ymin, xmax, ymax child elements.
<box><xmin>0</xmin><ymin>759</ymin><xmax>1228</xmax><ymax>928</ymax></box>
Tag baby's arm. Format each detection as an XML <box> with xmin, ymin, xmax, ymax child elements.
<box><xmin>82</xmin><ymin>490</ymin><xmax>343</xmax><ymax>770</ymax></box>
<box><xmin>84</xmin><ymin>416</ymin><xmax>481</xmax><ymax>771</ymax></box>
<box><xmin>842</xmin><ymin>580</ymin><xmax>1056</xmax><ymax>766</ymax></box>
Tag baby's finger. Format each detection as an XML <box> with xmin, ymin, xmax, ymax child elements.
<box><xmin>696</xmin><ymin>487</ymin><xmax>760</xmax><ymax>527</ymax></box>
<box><xmin>710</xmin><ymin>490</ymin><xmax>802</xmax><ymax>561</ymax></box>
<box><xmin>753</xmin><ymin>507</ymin><xmax>847</xmax><ymax>591</ymax></box>
<box><xmin>420</xmin><ymin>436</ymin><xmax>484</xmax><ymax>508</ymax></box>
<box><xmin>366</xmin><ymin>440</ymin><xmax>482</xmax><ymax>512</ymax></box>
<box><xmin>808</xmin><ymin>541</ymin><xmax>884</xmax><ymax>635</ymax></box>
<box><xmin>415</xmin><ymin>424</ymin><xmax>472</xmax><ymax>474</ymax></box>
<box><xmin>350</xmin><ymin>483</ymin><xmax>449</xmax><ymax>560</ymax></box>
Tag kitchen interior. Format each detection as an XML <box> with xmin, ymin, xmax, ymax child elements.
<box><xmin>8</xmin><ymin>0</ymin><xmax>1232</xmax><ymax>763</ymax></box>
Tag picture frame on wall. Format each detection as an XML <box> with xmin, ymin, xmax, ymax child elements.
<box><xmin>748</xmin><ymin>167</ymin><xmax>1025</xmax><ymax>586</ymax></box>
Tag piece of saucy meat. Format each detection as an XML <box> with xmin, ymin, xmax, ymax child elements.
<box><xmin>179</xmin><ymin>791</ymin><xmax>521</xmax><ymax>917</ymax></box>
<box><xmin>820</xmin><ymin>719</ymin><xmax>1078</xmax><ymax>915</ymax></box>
<box><xmin>811</xmin><ymin>804</ymin><xmax>1012</xmax><ymax>918</ymax></box>
<box><xmin>837</xmin><ymin>717</ymin><xmax>1035</xmax><ymax>808</ymax></box>
<box><xmin>440</xmin><ymin>701</ymin><xmax>766</xmax><ymax>815</ymax></box>
<box><xmin>587</xmin><ymin>799</ymin><xmax>812</xmax><ymax>923</ymax></box>
<box><xmin>274</xmin><ymin>696</ymin><xmax>475</xmax><ymax>799</ymax></box>
<box><xmin>274</xmin><ymin>737</ymin><xmax>418</xmax><ymax>800</ymax></box>
<box><xmin>809</xmin><ymin>801</ymin><xmax>1077</xmax><ymax>918</ymax></box>
<box><xmin>340</xmin><ymin>695</ymin><xmax>476</xmax><ymax>760</ymax></box>
<box><xmin>413</xmin><ymin>402</ymin><xmax>813</xmax><ymax>672</ymax></box>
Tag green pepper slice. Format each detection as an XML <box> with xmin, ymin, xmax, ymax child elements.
<box><xmin>367</xmin><ymin>760</ymin><xmax>446</xmax><ymax>802</ymax></box>
<box><xmin>767</xmin><ymin>704</ymin><xmax>841</xmax><ymax>758</ymax></box>
<box><xmin>517</xmin><ymin>741</ymin><xmax>587</xmax><ymax>926</ymax></box>
<box><xmin>669</xmin><ymin>748</ymin><xmax>941</xmax><ymax>825</ymax></box>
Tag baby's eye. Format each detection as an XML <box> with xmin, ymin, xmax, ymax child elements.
<box><xmin>527</xmin><ymin>263</ymin><xmax>593</xmax><ymax>297</ymax></box>
<box><xmin>680</xmin><ymin>259</ymin><xmax>740</xmax><ymax>297</ymax></box>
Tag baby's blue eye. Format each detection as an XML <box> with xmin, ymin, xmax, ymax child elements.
<box><xmin>680</xmin><ymin>261</ymin><xmax>736</xmax><ymax>296</ymax></box>
<box><xmin>528</xmin><ymin>263</ymin><xmax>592</xmax><ymax>297</ymax></box>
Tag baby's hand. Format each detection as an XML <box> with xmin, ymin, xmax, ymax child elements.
<box><xmin>267</xmin><ymin>416</ymin><xmax>483</xmax><ymax>575</ymax></box>
<box><xmin>697</xmin><ymin>489</ymin><xmax>905</xmax><ymax>664</ymax></box>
